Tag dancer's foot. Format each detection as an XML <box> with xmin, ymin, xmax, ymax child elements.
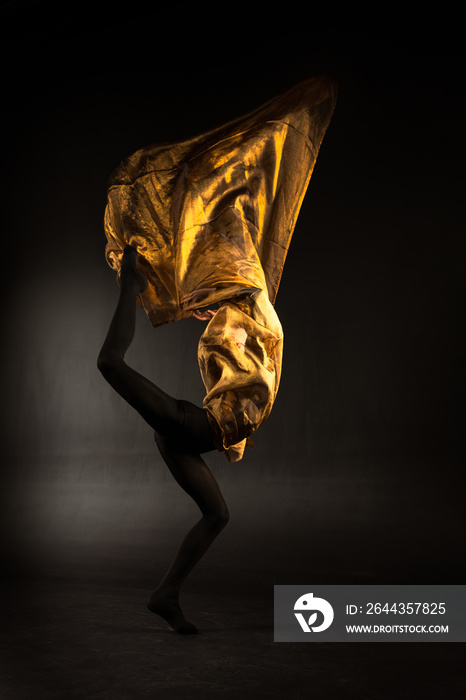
<box><xmin>121</xmin><ymin>245</ymin><xmax>148</xmax><ymax>294</ymax></box>
<box><xmin>147</xmin><ymin>589</ymin><xmax>198</xmax><ymax>634</ymax></box>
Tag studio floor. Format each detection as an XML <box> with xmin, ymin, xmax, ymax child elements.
<box><xmin>2</xmin><ymin>537</ymin><xmax>464</xmax><ymax>700</ymax></box>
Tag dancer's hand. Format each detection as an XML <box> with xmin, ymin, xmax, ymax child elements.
<box><xmin>192</xmin><ymin>309</ymin><xmax>217</xmax><ymax>321</ymax></box>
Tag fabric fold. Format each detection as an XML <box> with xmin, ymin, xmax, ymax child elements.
<box><xmin>198</xmin><ymin>289</ymin><xmax>283</xmax><ymax>462</ymax></box>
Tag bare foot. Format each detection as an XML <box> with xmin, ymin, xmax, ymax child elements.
<box><xmin>121</xmin><ymin>245</ymin><xmax>148</xmax><ymax>294</ymax></box>
<box><xmin>147</xmin><ymin>589</ymin><xmax>198</xmax><ymax>634</ymax></box>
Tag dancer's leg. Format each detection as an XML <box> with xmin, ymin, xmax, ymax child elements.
<box><xmin>98</xmin><ymin>245</ymin><xmax>225</xmax><ymax>634</ymax></box>
<box><xmin>97</xmin><ymin>246</ymin><xmax>185</xmax><ymax>437</ymax></box>
<box><xmin>148</xmin><ymin>434</ymin><xmax>229</xmax><ymax>634</ymax></box>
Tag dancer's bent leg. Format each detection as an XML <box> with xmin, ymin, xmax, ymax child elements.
<box><xmin>98</xmin><ymin>246</ymin><xmax>225</xmax><ymax>633</ymax></box>
<box><xmin>97</xmin><ymin>245</ymin><xmax>210</xmax><ymax>442</ymax></box>
<box><xmin>148</xmin><ymin>434</ymin><xmax>229</xmax><ymax>634</ymax></box>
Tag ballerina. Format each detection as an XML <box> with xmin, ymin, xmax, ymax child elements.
<box><xmin>98</xmin><ymin>76</ymin><xmax>337</xmax><ymax>633</ymax></box>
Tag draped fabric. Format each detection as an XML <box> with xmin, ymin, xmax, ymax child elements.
<box><xmin>198</xmin><ymin>289</ymin><xmax>283</xmax><ymax>462</ymax></box>
<box><xmin>103</xmin><ymin>76</ymin><xmax>337</xmax><ymax>460</ymax></box>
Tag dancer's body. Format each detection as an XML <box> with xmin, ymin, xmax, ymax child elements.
<box><xmin>97</xmin><ymin>245</ymin><xmax>230</xmax><ymax>634</ymax></box>
<box><xmin>98</xmin><ymin>77</ymin><xmax>337</xmax><ymax>634</ymax></box>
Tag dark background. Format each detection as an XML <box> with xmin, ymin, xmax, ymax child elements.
<box><xmin>1</xmin><ymin>2</ymin><xmax>465</xmax><ymax>698</ymax></box>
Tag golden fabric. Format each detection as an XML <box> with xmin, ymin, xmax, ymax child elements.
<box><xmin>198</xmin><ymin>289</ymin><xmax>283</xmax><ymax>461</ymax></box>
<box><xmin>103</xmin><ymin>76</ymin><xmax>337</xmax><ymax>461</ymax></box>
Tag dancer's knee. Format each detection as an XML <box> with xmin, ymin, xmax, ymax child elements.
<box><xmin>97</xmin><ymin>348</ymin><xmax>124</xmax><ymax>379</ymax></box>
<box><xmin>204</xmin><ymin>507</ymin><xmax>230</xmax><ymax>532</ymax></box>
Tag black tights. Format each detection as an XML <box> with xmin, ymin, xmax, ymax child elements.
<box><xmin>97</xmin><ymin>247</ymin><xmax>229</xmax><ymax>633</ymax></box>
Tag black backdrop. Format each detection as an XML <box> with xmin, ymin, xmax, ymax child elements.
<box><xmin>1</xmin><ymin>2</ymin><xmax>464</xmax><ymax>603</ymax></box>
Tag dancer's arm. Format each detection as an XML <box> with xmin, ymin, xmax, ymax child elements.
<box><xmin>192</xmin><ymin>309</ymin><xmax>217</xmax><ymax>321</ymax></box>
